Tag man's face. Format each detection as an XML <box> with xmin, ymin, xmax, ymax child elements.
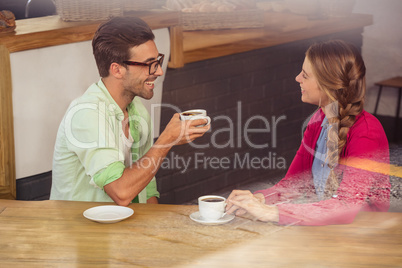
<box><xmin>122</xmin><ymin>40</ymin><xmax>163</xmax><ymax>100</ymax></box>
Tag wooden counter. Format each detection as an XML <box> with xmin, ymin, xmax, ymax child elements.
<box><xmin>0</xmin><ymin>10</ymin><xmax>179</xmax><ymax>52</ymax></box>
<box><xmin>168</xmin><ymin>12</ymin><xmax>373</xmax><ymax>67</ymax></box>
<box><xmin>0</xmin><ymin>11</ymin><xmax>373</xmax><ymax>63</ymax></box>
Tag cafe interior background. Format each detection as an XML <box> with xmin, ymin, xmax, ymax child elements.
<box><xmin>0</xmin><ymin>0</ymin><xmax>401</xmax><ymax>210</ymax></box>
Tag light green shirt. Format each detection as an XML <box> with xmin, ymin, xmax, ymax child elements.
<box><xmin>50</xmin><ymin>79</ymin><xmax>159</xmax><ymax>203</ymax></box>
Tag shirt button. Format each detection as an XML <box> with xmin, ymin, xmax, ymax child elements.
<box><xmin>321</xmin><ymin>164</ymin><xmax>325</xmax><ymax>167</ymax></box>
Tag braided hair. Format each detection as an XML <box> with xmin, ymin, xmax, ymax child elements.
<box><xmin>306</xmin><ymin>40</ymin><xmax>366</xmax><ymax>198</ymax></box>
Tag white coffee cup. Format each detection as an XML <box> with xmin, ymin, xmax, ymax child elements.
<box><xmin>180</xmin><ymin>109</ymin><xmax>211</xmax><ymax>126</ymax></box>
<box><xmin>198</xmin><ymin>195</ymin><xmax>226</xmax><ymax>221</ymax></box>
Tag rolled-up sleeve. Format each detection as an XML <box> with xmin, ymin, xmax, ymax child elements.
<box><xmin>91</xmin><ymin>161</ymin><xmax>125</xmax><ymax>189</ymax></box>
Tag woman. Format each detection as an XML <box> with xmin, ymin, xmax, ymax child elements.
<box><xmin>226</xmin><ymin>40</ymin><xmax>390</xmax><ymax>226</ymax></box>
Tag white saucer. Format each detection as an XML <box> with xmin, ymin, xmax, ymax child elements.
<box><xmin>189</xmin><ymin>211</ymin><xmax>235</xmax><ymax>225</ymax></box>
<box><xmin>83</xmin><ymin>205</ymin><xmax>134</xmax><ymax>223</ymax></box>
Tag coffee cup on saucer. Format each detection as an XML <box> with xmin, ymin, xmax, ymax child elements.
<box><xmin>179</xmin><ymin>109</ymin><xmax>211</xmax><ymax>127</ymax></box>
<box><xmin>198</xmin><ymin>195</ymin><xmax>226</xmax><ymax>221</ymax></box>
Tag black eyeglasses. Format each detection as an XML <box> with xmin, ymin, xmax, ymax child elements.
<box><xmin>123</xmin><ymin>53</ymin><xmax>164</xmax><ymax>75</ymax></box>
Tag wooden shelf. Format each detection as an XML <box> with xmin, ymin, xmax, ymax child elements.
<box><xmin>168</xmin><ymin>12</ymin><xmax>373</xmax><ymax>68</ymax></box>
<box><xmin>0</xmin><ymin>11</ymin><xmax>372</xmax><ymax>68</ymax></box>
<box><xmin>0</xmin><ymin>10</ymin><xmax>179</xmax><ymax>53</ymax></box>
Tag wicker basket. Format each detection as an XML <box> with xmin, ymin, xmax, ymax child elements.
<box><xmin>54</xmin><ymin>0</ymin><xmax>123</xmax><ymax>21</ymax></box>
<box><xmin>123</xmin><ymin>0</ymin><xmax>157</xmax><ymax>12</ymax></box>
<box><xmin>180</xmin><ymin>9</ymin><xmax>264</xmax><ymax>31</ymax></box>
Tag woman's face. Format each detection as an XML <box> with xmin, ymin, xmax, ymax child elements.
<box><xmin>295</xmin><ymin>57</ymin><xmax>329</xmax><ymax>107</ymax></box>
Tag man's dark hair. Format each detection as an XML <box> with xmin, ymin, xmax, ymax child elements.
<box><xmin>92</xmin><ymin>16</ymin><xmax>155</xmax><ymax>77</ymax></box>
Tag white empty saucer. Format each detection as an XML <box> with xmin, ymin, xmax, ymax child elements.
<box><xmin>189</xmin><ymin>211</ymin><xmax>235</xmax><ymax>225</ymax></box>
<box><xmin>83</xmin><ymin>205</ymin><xmax>134</xmax><ymax>223</ymax></box>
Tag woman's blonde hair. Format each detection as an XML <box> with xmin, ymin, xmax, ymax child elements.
<box><xmin>306</xmin><ymin>40</ymin><xmax>366</xmax><ymax>197</ymax></box>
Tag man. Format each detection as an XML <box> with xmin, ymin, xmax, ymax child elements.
<box><xmin>50</xmin><ymin>17</ymin><xmax>209</xmax><ymax>205</ymax></box>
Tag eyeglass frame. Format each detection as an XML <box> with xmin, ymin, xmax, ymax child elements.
<box><xmin>123</xmin><ymin>53</ymin><xmax>164</xmax><ymax>75</ymax></box>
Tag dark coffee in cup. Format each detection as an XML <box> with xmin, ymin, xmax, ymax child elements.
<box><xmin>201</xmin><ymin>198</ymin><xmax>224</xmax><ymax>202</ymax></box>
<box><xmin>181</xmin><ymin>112</ymin><xmax>202</xmax><ymax>116</ymax></box>
<box><xmin>179</xmin><ymin>109</ymin><xmax>211</xmax><ymax>127</ymax></box>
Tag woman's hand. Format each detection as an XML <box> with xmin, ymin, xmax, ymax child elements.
<box><xmin>226</xmin><ymin>190</ymin><xmax>279</xmax><ymax>222</ymax></box>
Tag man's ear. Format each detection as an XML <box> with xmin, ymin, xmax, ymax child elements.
<box><xmin>109</xmin><ymin>62</ymin><xmax>125</xmax><ymax>79</ymax></box>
